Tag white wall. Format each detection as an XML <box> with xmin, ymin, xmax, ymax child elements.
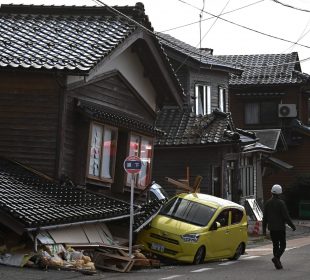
<box><xmin>67</xmin><ymin>47</ymin><xmax>157</xmax><ymax>111</ymax></box>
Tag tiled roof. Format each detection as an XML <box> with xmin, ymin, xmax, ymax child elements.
<box><xmin>0</xmin><ymin>158</ymin><xmax>133</xmax><ymax>229</ymax></box>
<box><xmin>133</xmin><ymin>198</ymin><xmax>167</xmax><ymax>232</ymax></box>
<box><xmin>251</xmin><ymin>129</ymin><xmax>282</xmax><ymax>150</ymax></box>
<box><xmin>76</xmin><ymin>99</ymin><xmax>163</xmax><ymax>136</ymax></box>
<box><xmin>216</xmin><ymin>52</ymin><xmax>310</xmax><ymax>86</ymax></box>
<box><xmin>0</xmin><ymin>4</ymin><xmax>150</xmax><ymax>72</ymax></box>
<box><xmin>0</xmin><ymin>156</ymin><xmax>167</xmax><ymax>233</ymax></box>
<box><xmin>157</xmin><ymin>32</ymin><xmax>243</xmax><ymax>74</ymax></box>
<box><xmin>155</xmin><ymin>107</ymin><xmax>240</xmax><ymax>146</ymax></box>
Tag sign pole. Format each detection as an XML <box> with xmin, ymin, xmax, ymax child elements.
<box><xmin>129</xmin><ymin>173</ymin><xmax>135</xmax><ymax>257</ymax></box>
<box><xmin>123</xmin><ymin>155</ymin><xmax>142</xmax><ymax>258</ymax></box>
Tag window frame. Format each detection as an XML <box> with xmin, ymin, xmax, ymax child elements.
<box><xmin>195</xmin><ymin>83</ymin><xmax>211</xmax><ymax>115</ymax></box>
<box><xmin>244</xmin><ymin>101</ymin><xmax>279</xmax><ymax>125</ymax></box>
<box><xmin>86</xmin><ymin>122</ymin><xmax>118</xmax><ymax>183</ymax></box>
<box><xmin>218</xmin><ymin>86</ymin><xmax>227</xmax><ymax>112</ymax></box>
<box><xmin>231</xmin><ymin>208</ymin><xmax>244</xmax><ymax>225</ymax></box>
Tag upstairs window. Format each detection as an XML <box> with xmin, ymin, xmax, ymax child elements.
<box><xmin>218</xmin><ymin>86</ymin><xmax>227</xmax><ymax>112</ymax></box>
<box><xmin>245</xmin><ymin>102</ymin><xmax>278</xmax><ymax>125</ymax></box>
<box><xmin>195</xmin><ymin>84</ymin><xmax>211</xmax><ymax>115</ymax></box>
<box><xmin>126</xmin><ymin>133</ymin><xmax>153</xmax><ymax>189</ymax></box>
<box><xmin>87</xmin><ymin>123</ymin><xmax>118</xmax><ymax>182</ymax></box>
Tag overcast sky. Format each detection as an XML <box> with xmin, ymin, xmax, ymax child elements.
<box><xmin>4</xmin><ymin>0</ymin><xmax>310</xmax><ymax>73</ymax></box>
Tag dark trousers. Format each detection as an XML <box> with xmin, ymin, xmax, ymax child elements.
<box><xmin>270</xmin><ymin>230</ymin><xmax>286</xmax><ymax>259</ymax></box>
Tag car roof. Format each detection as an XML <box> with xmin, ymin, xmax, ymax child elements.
<box><xmin>176</xmin><ymin>193</ymin><xmax>244</xmax><ymax>210</ymax></box>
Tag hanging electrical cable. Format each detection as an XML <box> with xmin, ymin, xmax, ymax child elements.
<box><xmin>271</xmin><ymin>0</ymin><xmax>310</xmax><ymax>13</ymax></box>
<box><xmin>199</xmin><ymin>0</ymin><xmax>205</xmax><ymax>65</ymax></box>
<box><xmin>177</xmin><ymin>0</ymin><xmax>310</xmax><ymax>50</ymax></box>
<box><xmin>281</xmin><ymin>18</ymin><xmax>310</xmax><ymax>53</ymax></box>
<box><xmin>162</xmin><ymin>0</ymin><xmax>265</xmax><ymax>33</ymax></box>
<box><xmin>90</xmin><ymin>0</ymin><xmax>310</xmax><ymax>69</ymax></box>
<box><xmin>199</xmin><ymin>0</ymin><xmax>231</xmax><ymax>48</ymax></box>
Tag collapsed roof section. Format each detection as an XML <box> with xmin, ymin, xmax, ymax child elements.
<box><xmin>0</xmin><ymin>157</ymin><xmax>133</xmax><ymax>233</ymax></box>
<box><xmin>0</xmin><ymin>157</ymin><xmax>166</xmax><ymax>236</ymax></box>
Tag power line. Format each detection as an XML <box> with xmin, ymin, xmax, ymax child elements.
<box><xmin>161</xmin><ymin>0</ymin><xmax>265</xmax><ymax>33</ymax></box>
<box><xmin>271</xmin><ymin>0</ymin><xmax>310</xmax><ymax>13</ymax></box>
<box><xmin>177</xmin><ymin>0</ymin><xmax>310</xmax><ymax>50</ymax></box>
<box><xmin>199</xmin><ymin>0</ymin><xmax>231</xmax><ymax>47</ymax></box>
<box><xmin>91</xmin><ymin>0</ymin><xmax>310</xmax><ymax>69</ymax></box>
<box><xmin>281</xmin><ymin>17</ymin><xmax>310</xmax><ymax>53</ymax></box>
<box><xmin>175</xmin><ymin>0</ymin><xmax>232</xmax><ymax>73</ymax></box>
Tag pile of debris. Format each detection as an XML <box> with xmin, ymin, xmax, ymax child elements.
<box><xmin>0</xmin><ymin>240</ymin><xmax>160</xmax><ymax>274</ymax></box>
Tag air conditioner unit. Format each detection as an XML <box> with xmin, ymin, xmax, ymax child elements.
<box><xmin>278</xmin><ymin>104</ymin><xmax>297</xmax><ymax>118</ymax></box>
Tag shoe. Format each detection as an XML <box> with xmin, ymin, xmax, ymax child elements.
<box><xmin>272</xmin><ymin>257</ymin><xmax>283</xmax><ymax>269</ymax></box>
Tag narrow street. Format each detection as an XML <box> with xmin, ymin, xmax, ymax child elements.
<box><xmin>1</xmin><ymin>233</ymin><xmax>310</xmax><ymax>280</ymax></box>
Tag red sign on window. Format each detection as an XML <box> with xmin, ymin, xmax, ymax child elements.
<box><xmin>123</xmin><ymin>156</ymin><xmax>142</xmax><ymax>174</ymax></box>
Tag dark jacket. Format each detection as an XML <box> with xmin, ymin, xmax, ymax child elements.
<box><xmin>263</xmin><ymin>195</ymin><xmax>296</xmax><ymax>233</ymax></box>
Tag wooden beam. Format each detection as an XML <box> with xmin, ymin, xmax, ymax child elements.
<box><xmin>166</xmin><ymin>177</ymin><xmax>192</xmax><ymax>191</ymax></box>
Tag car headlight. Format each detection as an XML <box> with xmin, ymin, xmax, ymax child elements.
<box><xmin>181</xmin><ymin>233</ymin><xmax>200</xmax><ymax>243</ymax></box>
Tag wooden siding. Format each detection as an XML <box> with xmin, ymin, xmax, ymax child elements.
<box><xmin>189</xmin><ymin>69</ymin><xmax>229</xmax><ymax>112</ymax></box>
<box><xmin>229</xmin><ymin>83</ymin><xmax>310</xmax><ymax>203</ymax></box>
<box><xmin>229</xmin><ymin>85</ymin><xmax>302</xmax><ymax>129</ymax></box>
<box><xmin>63</xmin><ymin>74</ymin><xmax>156</xmax><ymax>185</ymax></box>
<box><xmin>0</xmin><ymin>72</ymin><xmax>60</xmax><ymax>177</ymax></box>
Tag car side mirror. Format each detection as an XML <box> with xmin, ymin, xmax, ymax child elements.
<box><xmin>210</xmin><ymin>221</ymin><xmax>221</xmax><ymax>231</ymax></box>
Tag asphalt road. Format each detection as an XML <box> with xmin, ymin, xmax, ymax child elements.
<box><xmin>1</xmin><ymin>220</ymin><xmax>310</xmax><ymax>280</ymax></box>
<box><xmin>1</xmin><ymin>235</ymin><xmax>310</xmax><ymax>280</ymax></box>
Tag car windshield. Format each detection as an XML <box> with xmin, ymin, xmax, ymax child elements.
<box><xmin>159</xmin><ymin>196</ymin><xmax>216</xmax><ymax>227</ymax></box>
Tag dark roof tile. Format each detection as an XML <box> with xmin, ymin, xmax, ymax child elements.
<box><xmin>216</xmin><ymin>52</ymin><xmax>309</xmax><ymax>85</ymax></box>
<box><xmin>76</xmin><ymin>99</ymin><xmax>162</xmax><ymax>136</ymax></box>
<box><xmin>0</xmin><ymin>5</ymin><xmax>144</xmax><ymax>73</ymax></box>
<box><xmin>155</xmin><ymin>107</ymin><xmax>239</xmax><ymax>146</ymax></box>
<box><xmin>157</xmin><ymin>32</ymin><xmax>243</xmax><ymax>74</ymax></box>
<box><xmin>0</xmin><ymin>158</ymin><xmax>133</xmax><ymax>229</ymax></box>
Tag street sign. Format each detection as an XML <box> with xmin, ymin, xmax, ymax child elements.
<box><xmin>123</xmin><ymin>155</ymin><xmax>142</xmax><ymax>174</ymax></box>
<box><xmin>123</xmin><ymin>155</ymin><xmax>142</xmax><ymax>258</ymax></box>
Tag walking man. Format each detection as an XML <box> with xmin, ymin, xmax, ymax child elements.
<box><xmin>262</xmin><ymin>184</ymin><xmax>296</xmax><ymax>269</ymax></box>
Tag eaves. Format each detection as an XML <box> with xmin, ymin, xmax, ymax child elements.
<box><xmin>163</xmin><ymin>46</ymin><xmax>243</xmax><ymax>75</ymax></box>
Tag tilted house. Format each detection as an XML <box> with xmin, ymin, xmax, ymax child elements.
<box><xmin>152</xmin><ymin>33</ymin><xmax>272</xmax><ymax>204</ymax></box>
<box><xmin>217</xmin><ymin>52</ymin><xmax>310</xmax><ymax>203</ymax></box>
<box><xmin>0</xmin><ymin>3</ymin><xmax>183</xmax><ymax>242</ymax></box>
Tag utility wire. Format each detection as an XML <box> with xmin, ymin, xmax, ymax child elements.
<box><xmin>198</xmin><ymin>0</ymin><xmax>205</xmax><ymax>66</ymax></box>
<box><xmin>91</xmin><ymin>0</ymin><xmax>310</xmax><ymax>69</ymax></box>
<box><xmin>199</xmin><ymin>0</ymin><xmax>231</xmax><ymax>47</ymax></box>
<box><xmin>91</xmin><ymin>0</ymin><xmax>242</xmax><ymax>70</ymax></box>
<box><xmin>271</xmin><ymin>0</ymin><xmax>310</xmax><ymax>13</ymax></box>
<box><xmin>176</xmin><ymin>0</ymin><xmax>231</xmax><ymax>74</ymax></box>
<box><xmin>281</xmin><ymin>18</ymin><xmax>310</xmax><ymax>53</ymax></box>
<box><xmin>177</xmin><ymin>0</ymin><xmax>310</xmax><ymax>50</ymax></box>
<box><xmin>199</xmin><ymin>0</ymin><xmax>205</xmax><ymax>51</ymax></box>
<box><xmin>161</xmin><ymin>0</ymin><xmax>265</xmax><ymax>33</ymax></box>
<box><xmin>176</xmin><ymin>0</ymin><xmax>231</xmax><ymax>73</ymax></box>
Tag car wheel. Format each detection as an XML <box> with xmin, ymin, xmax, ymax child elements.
<box><xmin>193</xmin><ymin>246</ymin><xmax>205</xmax><ymax>265</ymax></box>
<box><xmin>230</xmin><ymin>243</ymin><xmax>244</xmax><ymax>260</ymax></box>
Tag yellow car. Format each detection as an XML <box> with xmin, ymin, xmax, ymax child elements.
<box><xmin>137</xmin><ymin>193</ymin><xmax>248</xmax><ymax>264</ymax></box>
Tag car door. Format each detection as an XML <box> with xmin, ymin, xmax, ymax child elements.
<box><xmin>228</xmin><ymin>207</ymin><xmax>247</xmax><ymax>254</ymax></box>
<box><xmin>207</xmin><ymin>209</ymin><xmax>231</xmax><ymax>258</ymax></box>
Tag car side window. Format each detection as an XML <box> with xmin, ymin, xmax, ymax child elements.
<box><xmin>231</xmin><ymin>208</ymin><xmax>244</xmax><ymax>224</ymax></box>
<box><xmin>215</xmin><ymin>209</ymin><xmax>229</xmax><ymax>227</ymax></box>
